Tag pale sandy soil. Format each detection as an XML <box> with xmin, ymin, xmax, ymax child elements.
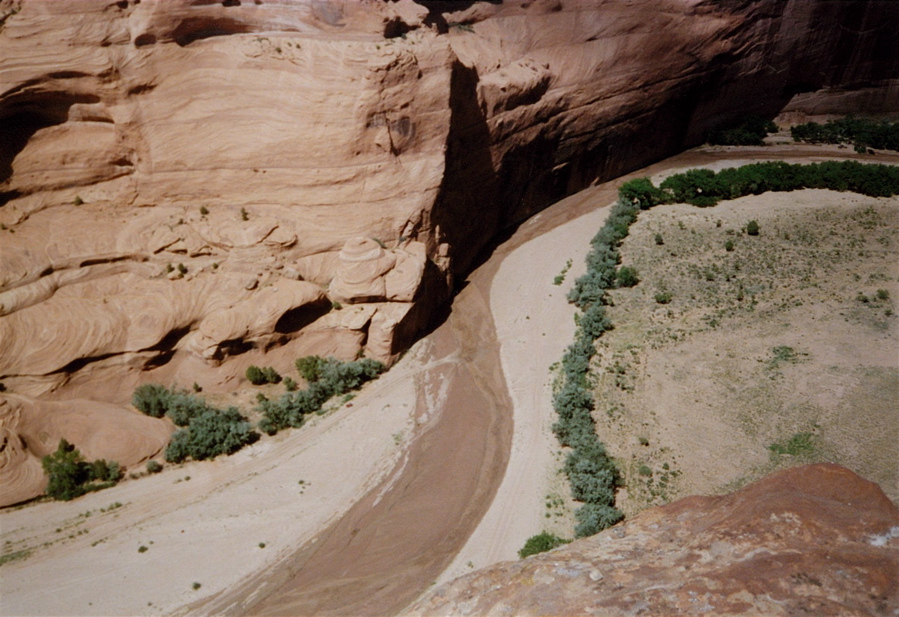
<box><xmin>2</xmin><ymin>144</ymin><xmax>896</xmax><ymax>617</ymax></box>
<box><xmin>434</xmin><ymin>190</ymin><xmax>612</xmax><ymax>584</ymax></box>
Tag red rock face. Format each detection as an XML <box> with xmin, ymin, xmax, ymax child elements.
<box><xmin>406</xmin><ymin>464</ymin><xmax>899</xmax><ymax>616</ymax></box>
<box><xmin>0</xmin><ymin>1</ymin><xmax>896</xmax><ymax>503</ymax></box>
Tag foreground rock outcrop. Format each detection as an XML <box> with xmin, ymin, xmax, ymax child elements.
<box><xmin>1</xmin><ymin>0</ymin><xmax>897</xmax><ymax>503</ymax></box>
<box><xmin>407</xmin><ymin>463</ymin><xmax>899</xmax><ymax>616</ymax></box>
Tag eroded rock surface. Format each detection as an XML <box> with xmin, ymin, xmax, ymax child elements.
<box><xmin>1</xmin><ymin>0</ymin><xmax>897</xmax><ymax>503</ymax></box>
<box><xmin>406</xmin><ymin>464</ymin><xmax>899</xmax><ymax>616</ymax></box>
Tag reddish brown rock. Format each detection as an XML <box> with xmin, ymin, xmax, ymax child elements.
<box><xmin>406</xmin><ymin>464</ymin><xmax>899</xmax><ymax>616</ymax></box>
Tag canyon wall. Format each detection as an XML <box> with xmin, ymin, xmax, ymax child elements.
<box><xmin>1</xmin><ymin>0</ymin><xmax>897</xmax><ymax>504</ymax></box>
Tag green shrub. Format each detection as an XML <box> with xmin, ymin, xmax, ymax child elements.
<box><xmin>725</xmin><ymin>239</ymin><xmax>735</xmax><ymax>252</ymax></box>
<box><xmin>616</xmin><ymin>266</ymin><xmax>640</xmax><ymax>288</ymax></box>
<box><xmin>295</xmin><ymin>356</ymin><xmax>326</xmax><ymax>382</ymax></box>
<box><xmin>876</xmin><ymin>289</ymin><xmax>890</xmax><ymax>301</ymax></box>
<box><xmin>132</xmin><ymin>384</ymin><xmax>171</xmax><ymax>418</ymax></box>
<box><xmin>246</xmin><ymin>365</ymin><xmax>282</xmax><ymax>385</ymax></box>
<box><xmin>165</xmin><ymin>407</ymin><xmax>258</xmax><ymax>463</ymax></box>
<box><xmin>746</xmin><ymin>220</ymin><xmax>759</xmax><ymax>236</ymax></box>
<box><xmin>42</xmin><ymin>439</ymin><xmax>122</xmax><ymax>501</ymax></box>
<box><xmin>260</xmin><ymin>357</ymin><xmax>386</xmax><ymax>435</ymax></box>
<box><xmin>262</xmin><ymin>367</ymin><xmax>282</xmax><ymax>384</ymax></box>
<box><xmin>518</xmin><ymin>532</ymin><xmax>569</xmax><ymax>559</ymax></box>
<box><xmin>246</xmin><ymin>365</ymin><xmax>266</xmax><ymax>385</ymax></box>
<box><xmin>164</xmin><ymin>391</ymin><xmax>213</xmax><ymax>427</ymax></box>
<box><xmin>708</xmin><ymin>115</ymin><xmax>777</xmax><ymax>146</ymax></box>
<box><xmin>574</xmin><ymin>503</ymin><xmax>624</xmax><ymax>538</ymax></box>
<box><xmin>791</xmin><ymin>116</ymin><xmax>899</xmax><ymax>152</ymax></box>
<box><xmin>619</xmin><ymin>177</ymin><xmax>665</xmax><ymax>209</ymax></box>
<box><xmin>654</xmin><ymin>233</ymin><xmax>664</xmax><ymax>245</ymax></box>
<box><xmin>146</xmin><ymin>460</ymin><xmax>163</xmax><ymax>474</ymax></box>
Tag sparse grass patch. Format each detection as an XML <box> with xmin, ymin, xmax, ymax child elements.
<box><xmin>769</xmin><ymin>432</ymin><xmax>816</xmax><ymax>458</ymax></box>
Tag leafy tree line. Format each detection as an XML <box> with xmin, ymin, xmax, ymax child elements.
<box><xmin>546</xmin><ymin>158</ymin><xmax>899</xmax><ymax>546</ymax></box>
<box><xmin>791</xmin><ymin>116</ymin><xmax>899</xmax><ymax>153</ymax></box>
<box><xmin>42</xmin><ymin>439</ymin><xmax>122</xmax><ymax>501</ymax></box>
<box><xmin>615</xmin><ymin>160</ymin><xmax>899</xmax><ymax>210</ymax></box>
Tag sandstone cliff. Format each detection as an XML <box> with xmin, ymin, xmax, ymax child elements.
<box><xmin>406</xmin><ymin>463</ymin><xmax>899</xmax><ymax>616</ymax></box>
<box><xmin>1</xmin><ymin>0</ymin><xmax>897</xmax><ymax>505</ymax></box>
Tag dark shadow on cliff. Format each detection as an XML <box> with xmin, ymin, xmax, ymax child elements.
<box><xmin>0</xmin><ymin>91</ymin><xmax>100</xmax><ymax>205</ymax></box>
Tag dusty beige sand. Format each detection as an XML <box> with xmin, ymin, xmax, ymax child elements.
<box><xmin>0</xmin><ymin>354</ymin><xmax>424</xmax><ymax>616</ymax></box>
<box><xmin>3</xmin><ymin>144</ymin><xmax>896</xmax><ymax>617</ymax></box>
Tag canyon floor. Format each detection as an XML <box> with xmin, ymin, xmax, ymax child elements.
<box><xmin>1</xmin><ymin>144</ymin><xmax>897</xmax><ymax>616</ymax></box>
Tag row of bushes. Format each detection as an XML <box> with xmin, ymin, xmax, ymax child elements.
<box><xmin>132</xmin><ymin>385</ymin><xmax>259</xmax><ymax>463</ymax></box>
<box><xmin>549</xmin><ymin>158</ymin><xmax>899</xmax><ymax>543</ymax></box>
<box><xmin>616</xmin><ymin>160</ymin><xmax>899</xmax><ymax>210</ymax></box>
<box><xmin>257</xmin><ymin>357</ymin><xmax>385</xmax><ymax>435</ymax></box>
<box><xmin>42</xmin><ymin>439</ymin><xmax>122</xmax><ymax>501</ymax></box>
<box><xmin>132</xmin><ymin>356</ymin><xmax>385</xmax><ymax>463</ymax></box>
<box><xmin>554</xmin><ymin>196</ymin><xmax>638</xmax><ymax>538</ymax></box>
<box><xmin>791</xmin><ymin>116</ymin><xmax>899</xmax><ymax>152</ymax></box>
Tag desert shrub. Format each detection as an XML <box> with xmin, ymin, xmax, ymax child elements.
<box><xmin>165</xmin><ymin>407</ymin><xmax>258</xmax><ymax>463</ymax></box>
<box><xmin>132</xmin><ymin>384</ymin><xmax>172</xmax><ymax>418</ymax></box>
<box><xmin>791</xmin><ymin>116</ymin><xmax>899</xmax><ymax>152</ymax></box>
<box><xmin>708</xmin><ymin>115</ymin><xmax>777</xmax><ymax>146</ymax></box>
<box><xmin>260</xmin><ymin>357</ymin><xmax>386</xmax><ymax>435</ymax></box>
<box><xmin>146</xmin><ymin>460</ymin><xmax>163</xmax><ymax>474</ymax></box>
<box><xmin>746</xmin><ymin>220</ymin><xmax>760</xmax><ymax>236</ymax></box>
<box><xmin>725</xmin><ymin>239</ymin><xmax>735</xmax><ymax>252</ymax></box>
<box><xmin>574</xmin><ymin>503</ymin><xmax>625</xmax><ymax>538</ymax></box>
<box><xmin>246</xmin><ymin>365</ymin><xmax>266</xmax><ymax>385</ymax></box>
<box><xmin>619</xmin><ymin>177</ymin><xmax>666</xmax><ymax>209</ymax></box>
<box><xmin>164</xmin><ymin>391</ymin><xmax>213</xmax><ymax>427</ymax></box>
<box><xmin>42</xmin><ymin>439</ymin><xmax>121</xmax><ymax>501</ymax></box>
<box><xmin>616</xmin><ymin>266</ymin><xmax>640</xmax><ymax>288</ymax></box>
<box><xmin>246</xmin><ymin>365</ymin><xmax>282</xmax><ymax>385</ymax></box>
<box><xmin>654</xmin><ymin>233</ymin><xmax>664</xmax><ymax>245</ymax></box>
<box><xmin>654</xmin><ymin>291</ymin><xmax>673</xmax><ymax>304</ymax></box>
<box><xmin>295</xmin><ymin>356</ymin><xmax>326</xmax><ymax>382</ymax></box>
<box><xmin>518</xmin><ymin>532</ymin><xmax>569</xmax><ymax>559</ymax></box>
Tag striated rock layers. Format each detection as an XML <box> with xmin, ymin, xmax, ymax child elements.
<box><xmin>1</xmin><ymin>0</ymin><xmax>897</xmax><ymax>504</ymax></box>
<box><xmin>407</xmin><ymin>463</ymin><xmax>899</xmax><ymax>616</ymax></box>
